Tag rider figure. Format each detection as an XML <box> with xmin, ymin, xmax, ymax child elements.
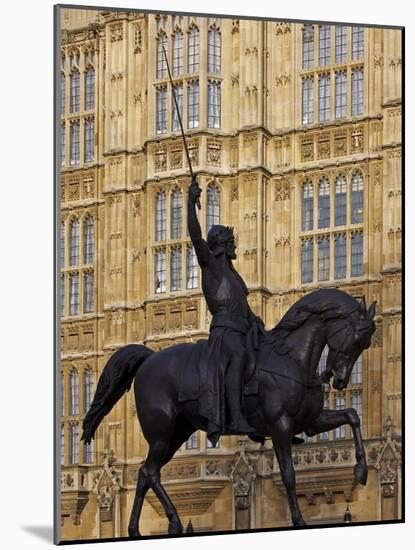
<box><xmin>188</xmin><ymin>176</ymin><xmax>263</xmax><ymax>440</ymax></box>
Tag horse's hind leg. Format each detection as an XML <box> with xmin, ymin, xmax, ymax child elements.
<box><xmin>128</xmin><ymin>415</ymin><xmax>195</xmax><ymax>537</ymax></box>
<box><xmin>304</xmin><ymin>408</ymin><xmax>367</xmax><ymax>485</ymax></box>
<box><xmin>270</xmin><ymin>413</ymin><xmax>306</xmax><ymax>527</ymax></box>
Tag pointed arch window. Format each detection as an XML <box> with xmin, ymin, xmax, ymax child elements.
<box><xmin>69</xmin><ymin>424</ymin><xmax>79</xmax><ymax>464</ymax></box>
<box><xmin>84</xmin><ymin>272</ymin><xmax>94</xmax><ymax>313</ymax></box>
<box><xmin>83</xmin><ymin>369</ymin><xmax>94</xmax><ymax>413</ymax></box>
<box><xmin>335</xmin><ymin>394</ymin><xmax>346</xmax><ymax>438</ymax></box>
<box><xmin>155</xmin><ymin>191</ymin><xmax>167</xmax><ymax>241</ymax></box>
<box><xmin>206</xmin><ymin>184</ymin><xmax>220</xmax><ymax>232</ymax></box>
<box><xmin>84</xmin><ymin>217</ymin><xmax>94</xmax><ymax>264</ymax></box>
<box><xmin>69</xmin><ymin>220</ymin><xmax>80</xmax><ymax>266</ymax></box>
<box><xmin>188</xmin><ymin>27</ymin><xmax>200</xmax><ymax>73</ymax></box>
<box><xmin>156</xmin><ymin>33</ymin><xmax>168</xmax><ymax>79</ymax></box>
<box><xmin>186</xmin><ymin>245</ymin><xmax>198</xmax><ymax>289</ymax></box>
<box><xmin>172</xmin><ymin>31</ymin><xmax>184</xmax><ymax>76</ymax></box>
<box><xmin>318</xmin><ymin>178</ymin><xmax>330</xmax><ymax>228</ymax></box>
<box><xmin>170</xmin><ymin>247</ymin><xmax>182</xmax><ymax>291</ymax></box>
<box><xmin>85</xmin><ymin>67</ymin><xmax>95</xmax><ymax>110</ymax></box>
<box><xmin>208</xmin><ymin>28</ymin><xmax>221</xmax><ymax>74</ymax></box>
<box><xmin>171</xmin><ymin>189</ymin><xmax>182</xmax><ymax>239</ymax></box>
<box><xmin>70</xmin><ymin>71</ymin><xmax>80</xmax><ymax>113</ymax></box>
<box><xmin>335</xmin><ymin>26</ymin><xmax>348</xmax><ymax>64</ymax></box>
<box><xmin>335</xmin><ymin>175</ymin><xmax>347</xmax><ymax>226</ymax></box>
<box><xmin>334</xmin><ymin>234</ymin><xmax>347</xmax><ymax>279</ymax></box>
<box><xmin>155</xmin><ymin>249</ymin><xmax>166</xmax><ymax>294</ymax></box>
<box><xmin>70</xmin><ymin>121</ymin><xmax>80</xmax><ymax>165</ymax></box>
<box><xmin>301</xmin><ymin>181</ymin><xmax>314</xmax><ymax>231</ymax></box>
<box><xmin>69</xmin><ymin>273</ymin><xmax>80</xmax><ymax>315</ymax></box>
<box><xmin>61</xmin><ymin>73</ymin><xmax>66</xmax><ymax>116</ymax></box>
<box><xmin>69</xmin><ymin>370</ymin><xmax>79</xmax><ymax>415</ymax></box>
<box><xmin>351</xmin><ymin>171</ymin><xmax>364</xmax><ymax>224</ymax></box>
<box><xmin>302</xmin><ymin>25</ymin><xmax>314</xmax><ymax>69</ymax></box>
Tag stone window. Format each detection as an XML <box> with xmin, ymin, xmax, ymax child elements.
<box><xmin>171</xmin><ymin>189</ymin><xmax>182</xmax><ymax>239</ymax></box>
<box><xmin>69</xmin><ymin>273</ymin><xmax>80</xmax><ymax>315</ymax></box>
<box><xmin>84</xmin><ymin>119</ymin><xmax>94</xmax><ymax>162</ymax></box>
<box><xmin>84</xmin><ymin>217</ymin><xmax>94</xmax><ymax>264</ymax></box>
<box><xmin>335</xmin><ymin>26</ymin><xmax>348</xmax><ymax>64</ymax></box>
<box><xmin>156</xmin><ymin>33</ymin><xmax>168</xmax><ymax>79</ymax></box>
<box><xmin>69</xmin><ymin>424</ymin><xmax>79</xmax><ymax>464</ymax></box>
<box><xmin>83</xmin><ymin>272</ymin><xmax>94</xmax><ymax>313</ymax></box>
<box><xmin>156</xmin><ymin>87</ymin><xmax>167</xmax><ymax>135</ymax></box>
<box><xmin>335</xmin><ymin>394</ymin><xmax>346</xmax><ymax>438</ymax></box>
<box><xmin>155</xmin><ymin>249</ymin><xmax>166</xmax><ymax>294</ymax></box>
<box><xmin>302</xmin><ymin>25</ymin><xmax>314</xmax><ymax>69</ymax></box>
<box><xmin>335</xmin><ymin>175</ymin><xmax>347</xmax><ymax>226</ymax></box>
<box><xmin>208</xmin><ymin>28</ymin><xmax>221</xmax><ymax>74</ymax></box>
<box><xmin>69</xmin><ymin>219</ymin><xmax>80</xmax><ymax>266</ymax></box>
<box><xmin>206</xmin><ymin>184</ymin><xmax>220</xmax><ymax>232</ymax></box>
<box><xmin>170</xmin><ymin>246</ymin><xmax>182</xmax><ymax>291</ymax></box>
<box><xmin>351</xmin><ymin>232</ymin><xmax>363</xmax><ymax>276</ymax></box>
<box><xmin>60</xmin><ymin>222</ymin><xmax>65</xmax><ymax>267</ymax></box>
<box><xmin>155</xmin><ymin>191</ymin><xmax>167</xmax><ymax>241</ymax></box>
<box><xmin>172</xmin><ymin>31</ymin><xmax>184</xmax><ymax>76</ymax></box>
<box><xmin>351</xmin><ymin>171</ymin><xmax>364</xmax><ymax>223</ymax></box>
<box><xmin>302</xmin><ymin>77</ymin><xmax>314</xmax><ymax>125</ymax></box>
<box><xmin>187</xmin><ymin>81</ymin><xmax>199</xmax><ymax>129</ymax></box>
<box><xmin>208</xmin><ymin>81</ymin><xmax>221</xmax><ymax>128</ymax></box>
<box><xmin>83</xmin><ymin>369</ymin><xmax>94</xmax><ymax>413</ymax></box>
<box><xmin>334</xmin><ymin>233</ymin><xmax>347</xmax><ymax>279</ymax></box>
<box><xmin>350</xmin><ymin>355</ymin><xmax>363</xmax><ymax>385</ymax></box>
<box><xmin>69</xmin><ymin>370</ymin><xmax>79</xmax><ymax>415</ymax></box>
<box><xmin>84</xmin><ymin>440</ymin><xmax>94</xmax><ymax>465</ymax></box>
<box><xmin>319</xmin><ymin>25</ymin><xmax>331</xmax><ymax>66</ymax></box>
<box><xmin>317</xmin><ymin>236</ymin><xmax>330</xmax><ymax>281</ymax></box>
<box><xmin>186</xmin><ymin>245</ymin><xmax>198</xmax><ymax>289</ymax></box>
<box><xmin>70</xmin><ymin>121</ymin><xmax>80</xmax><ymax>165</ymax></box>
<box><xmin>85</xmin><ymin>68</ymin><xmax>95</xmax><ymax>111</ymax></box>
<box><xmin>70</xmin><ymin>70</ymin><xmax>80</xmax><ymax>113</ymax></box>
<box><xmin>318</xmin><ymin>74</ymin><xmax>330</xmax><ymax>121</ymax></box>
<box><xmin>172</xmin><ymin>84</ymin><xmax>183</xmax><ymax>132</ymax></box>
<box><xmin>61</xmin><ymin>425</ymin><xmax>65</xmax><ymax>465</ymax></box>
<box><xmin>351</xmin><ymin>68</ymin><xmax>364</xmax><ymax>116</ymax></box>
<box><xmin>61</xmin><ymin>123</ymin><xmax>66</xmax><ymax>166</ymax></box>
<box><xmin>188</xmin><ymin>28</ymin><xmax>200</xmax><ymax>74</ymax></box>
<box><xmin>335</xmin><ymin>71</ymin><xmax>347</xmax><ymax>119</ymax></box>
<box><xmin>318</xmin><ymin>177</ymin><xmax>330</xmax><ymax>228</ymax></box>
<box><xmin>301</xmin><ymin>239</ymin><xmax>314</xmax><ymax>283</ymax></box>
<box><xmin>352</xmin><ymin>27</ymin><xmax>364</xmax><ymax>60</ymax></box>
<box><xmin>301</xmin><ymin>181</ymin><xmax>314</xmax><ymax>231</ymax></box>
<box><xmin>60</xmin><ymin>275</ymin><xmax>65</xmax><ymax>317</ymax></box>
<box><xmin>61</xmin><ymin>73</ymin><xmax>65</xmax><ymax>116</ymax></box>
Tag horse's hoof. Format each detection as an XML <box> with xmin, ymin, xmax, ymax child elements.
<box><xmin>128</xmin><ymin>527</ymin><xmax>141</xmax><ymax>538</ymax></box>
<box><xmin>354</xmin><ymin>463</ymin><xmax>368</xmax><ymax>486</ymax></box>
<box><xmin>168</xmin><ymin>521</ymin><xmax>183</xmax><ymax>535</ymax></box>
<box><xmin>293</xmin><ymin>518</ymin><xmax>306</xmax><ymax>527</ymax></box>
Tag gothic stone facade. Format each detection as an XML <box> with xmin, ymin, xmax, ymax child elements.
<box><xmin>58</xmin><ymin>8</ymin><xmax>402</xmax><ymax>540</ymax></box>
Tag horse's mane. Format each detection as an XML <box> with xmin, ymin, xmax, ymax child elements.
<box><xmin>265</xmin><ymin>289</ymin><xmax>361</xmax><ymax>350</ymax></box>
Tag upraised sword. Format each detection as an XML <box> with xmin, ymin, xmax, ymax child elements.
<box><xmin>162</xmin><ymin>46</ymin><xmax>201</xmax><ymax>209</ymax></box>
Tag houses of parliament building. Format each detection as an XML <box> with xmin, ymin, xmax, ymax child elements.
<box><xmin>57</xmin><ymin>7</ymin><xmax>402</xmax><ymax>541</ymax></box>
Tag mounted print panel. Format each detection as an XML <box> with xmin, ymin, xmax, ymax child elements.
<box><xmin>55</xmin><ymin>4</ymin><xmax>403</xmax><ymax>544</ymax></box>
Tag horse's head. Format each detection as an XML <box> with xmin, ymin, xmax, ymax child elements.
<box><xmin>323</xmin><ymin>298</ymin><xmax>376</xmax><ymax>391</ymax></box>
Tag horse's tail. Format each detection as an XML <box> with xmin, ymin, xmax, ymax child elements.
<box><xmin>81</xmin><ymin>344</ymin><xmax>153</xmax><ymax>444</ymax></box>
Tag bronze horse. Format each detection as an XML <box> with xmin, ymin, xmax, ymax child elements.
<box><xmin>82</xmin><ymin>288</ymin><xmax>376</xmax><ymax>533</ymax></box>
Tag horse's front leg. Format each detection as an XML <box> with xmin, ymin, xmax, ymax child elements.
<box><xmin>271</xmin><ymin>413</ymin><xmax>306</xmax><ymax>527</ymax></box>
<box><xmin>304</xmin><ymin>408</ymin><xmax>367</xmax><ymax>485</ymax></box>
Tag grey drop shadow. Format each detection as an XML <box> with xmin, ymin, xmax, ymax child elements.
<box><xmin>21</xmin><ymin>525</ymin><xmax>53</xmax><ymax>543</ymax></box>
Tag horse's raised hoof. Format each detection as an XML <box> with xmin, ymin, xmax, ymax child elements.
<box><xmin>168</xmin><ymin>520</ymin><xmax>183</xmax><ymax>535</ymax></box>
<box><xmin>293</xmin><ymin>517</ymin><xmax>306</xmax><ymax>527</ymax></box>
<box><xmin>354</xmin><ymin>463</ymin><xmax>368</xmax><ymax>486</ymax></box>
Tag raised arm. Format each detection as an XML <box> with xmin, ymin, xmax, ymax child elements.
<box><xmin>188</xmin><ymin>178</ymin><xmax>211</xmax><ymax>266</ymax></box>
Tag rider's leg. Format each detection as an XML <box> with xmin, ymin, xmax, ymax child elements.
<box><xmin>224</xmin><ymin>331</ymin><xmax>251</xmax><ymax>431</ymax></box>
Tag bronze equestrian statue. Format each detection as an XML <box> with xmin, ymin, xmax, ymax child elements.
<box><xmin>82</xmin><ymin>256</ymin><xmax>376</xmax><ymax>534</ymax></box>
